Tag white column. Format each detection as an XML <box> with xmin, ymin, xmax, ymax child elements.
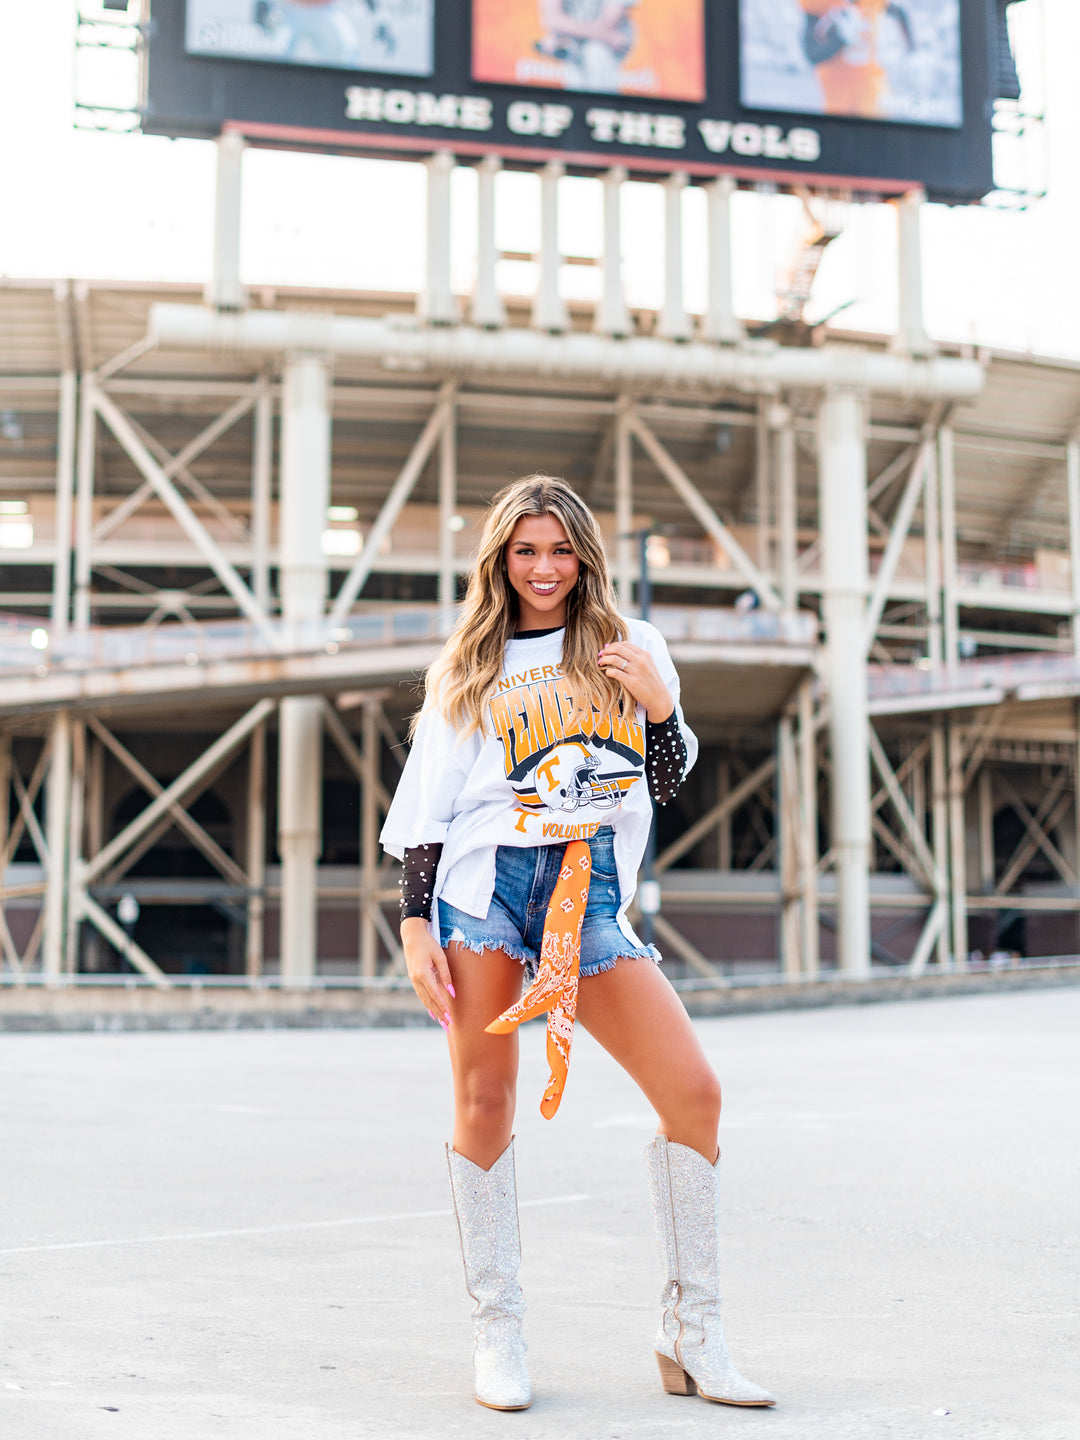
<box><xmin>931</xmin><ymin>717</ymin><xmax>951</xmax><ymax>968</ymax></box>
<box><xmin>948</xmin><ymin>720</ymin><xmax>968</xmax><ymax>969</ymax></box>
<box><xmin>779</xmin><ymin>713</ymin><xmax>801</xmax><ymax>978</ymax></box>
<box><xmin>614</xmin><ymin>398</ymin><xmax>634</xmax><ymax>607</ymax></box>
<box><xmin>923</xmin><ymin>435</ymin><xmax>944</xmax><ymax>669</ymax></box>
<box><xmin>246</xmin><ymin>720</ymin><xmax>267</xmax><ymax>980</ymax></box>
<box><xmin>939</xmin><ymin>425</ymin><xmax>959</xmax><ymax>669</ymax></box>
<box><xmin>1066</xmin><ymin>439</ymin><xmax>1080</xmax><ymax>657</ymax></box>
<box><xmin>532</xmin><ymin>161</ymin><xmax>568</xmax><ymax>332</ymax></box>
<box><xmin>43</xmin><ymin>712</ymin><xmax>72</xmax><ymax>983</ymax></box>
<box><xmin>438</xmin><ymin>394</ymin><xmax>457</xmax><ymax>625</ymax></box>
<box><xmin>65</xmin><ymin>722</ymin><xmax>86</xmax><ymax>974</ymax></box>
<box><xmin>596</xmin><ymin>167</ymin><xmax>631</xmax><ymax>337</ymax></box>
<box><xmin>251</xmin><ymin>375</ymin><xmax>273</xmax><ymax>615</ymax></box>
<box><xmin>420</xmin><ymin>150</ymin><xmax>456</xmax><ymax>325</ymax></box>
<box><xmin>51</xmin><ymin>370</ymin><xmax>77</xmax><ymax>638</ymax></box>
<box><xmin>471</xmin><ymin>155</ymin><xmax>506</xmax><ymax>328</ymax></box>
<box><xmin>277</xmin><ymin>352</ymin><xmax>331</xmax><ymax>986</ymax></box>
<box><xmin>797</xmin><ymin>676</ymin><xmax>819</xmax><ymax>977</ymax></box>
<box><xmin>359</xmin><ymin>700</ymin><xmax>380</xmax><ymax>978</ymax></box>
<box><xmin>207</xmin><ymin>130</ymin><xmax>246</xmax><ymax>312</ymax></box>
<box><xmin>774</xmin><ymin>403</ymin><xmax>798</xmax><ymax>613</ymax></box>
<box><xmin>704</xmin><ymin>175</ymin><xmax>743</xmax><ymax>345</ymax></box>
<box><xmin>895</xmin><ymin>188</ymin><xmax>931</xmax><ymax>358</ymax></box>
<box><xmin>73</xmin><ymin>375</ymin><xmax>96</xmax><ymax>633</ymax></box>
<box><xmin>818</xmin><ymin>388</ymin><xmax>871</xmax><ymax>977</ymax></box>
<box><xmin>659</xmin><ymin>172</ymin><xmax>691</xmax><ymax>341</ymax></box>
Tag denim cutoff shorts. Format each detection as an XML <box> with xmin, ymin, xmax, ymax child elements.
<box><xmin>438</xmin><ymin>826</ymin><xmax>660</xmax><ymax>980</ymax></box>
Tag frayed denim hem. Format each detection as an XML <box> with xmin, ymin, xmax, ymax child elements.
<box><xmin>442</xmin><ymin>927</ymin><xmax>535</xmax><ymax>965</ymax></box>
<box><xmin>580</xmin><ymin>942</ymin><xmax>662</xmax><ymax>978</ymax></box>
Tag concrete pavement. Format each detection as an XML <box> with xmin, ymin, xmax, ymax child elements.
<box><xmin>2</xmin><ymin>988</ymin><xmax>1077</xmax><ymax>1440</ymax></box>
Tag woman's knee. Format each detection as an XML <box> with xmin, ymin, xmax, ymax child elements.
<box><xmin>669</xmin><ymin>1067</ymin><xmax>723</xmax><ymax>1130</ymax></box>
<box><xmin>455</xmin><ymin>1070</ymin><xmax>517</xmax><ymax>1130</ymax></box>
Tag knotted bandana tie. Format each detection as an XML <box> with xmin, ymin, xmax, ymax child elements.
<box><xmin>484</xmin><ymin>840</ymin><xmax>593</xmax><ymax>1119</ymax></box>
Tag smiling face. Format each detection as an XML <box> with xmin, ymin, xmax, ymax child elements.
<box><xmin>504</xmin><ymin>513</ymin><xmax>581</xmax><ymax>631</ymax></box>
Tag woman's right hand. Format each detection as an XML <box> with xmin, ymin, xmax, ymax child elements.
<box><xmin>401</xmin><ymin>917</ymin><xmax>455</xmax><ymax>1030</ymax></box>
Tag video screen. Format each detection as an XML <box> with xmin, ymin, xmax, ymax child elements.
<box><xmin>740</xmin><ymin>0</ymin><xmax>963</xmax><ymax>128</ymax></box>
<box><xmin>185</xmin><ymin>0</ymin><xmax>434</xmax><ymax>76</ymax></box>
<box><xmin>472</xmin><ymin>0</ymin><xmax>706</xmax><ymax>103</ymax></box>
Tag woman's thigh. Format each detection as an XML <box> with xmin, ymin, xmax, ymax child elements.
<box><xmin>574</xmin><ymin>957</ymin><xmax>722</xmax><ymax>1124</ymax></box>
<box><xmin>445</xmin><ymin>942</ymin><xmax>525</xmax><ymax>1087</ymax></box>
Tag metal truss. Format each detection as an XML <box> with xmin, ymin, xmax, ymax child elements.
<box><xmin>5</xmin><ymin>146</ymin><xmax>1080</xmax><ymax>986</ymax></box>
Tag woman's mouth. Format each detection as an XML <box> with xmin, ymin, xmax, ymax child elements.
<box><xmin>529</xmin><ymin>581</ymin><xmax>559</xmax><ymax>595</ymax></box>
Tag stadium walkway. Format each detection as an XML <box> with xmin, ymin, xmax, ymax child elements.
<box><xmin>3</xmin><ymin>989</ymin><xmax>1077</xmax><ymax>1440</ymax></box>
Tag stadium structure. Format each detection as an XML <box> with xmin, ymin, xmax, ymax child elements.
<box><xmin>3</xmin><ymin>140</ymin><xmax>1080</xmax><ymax>999</ymax></box>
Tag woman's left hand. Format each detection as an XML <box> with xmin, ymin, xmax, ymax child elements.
<box><xmin>598</xmin><ymin>641</ymin><xmax>675</xmax><ymax>722</ymax></box>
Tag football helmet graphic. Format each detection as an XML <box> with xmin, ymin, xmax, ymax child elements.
<box><xmin>534</xmin><ymin>742</ymin><xmax>624</xmax><ymax>813</ymax></box>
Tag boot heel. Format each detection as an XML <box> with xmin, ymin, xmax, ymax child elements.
<box><xmin>656</xmin><ymin>1351</ymin><xmax>697</xmax><ymax>1395</ymax></box>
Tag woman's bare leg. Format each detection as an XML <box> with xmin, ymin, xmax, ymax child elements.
<box><xmin>445</xmin><ymin>943</ymin><xmax>525</xmax><ymax>1171</ymax></box>
<box><xmin>575</xmin><ymin>958</ymin><xmax>722</xmax><ymax>1161</ymax></box>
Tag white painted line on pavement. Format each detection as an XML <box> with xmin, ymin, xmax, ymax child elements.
<box><xmin>0</xmin><ymin>1193</ymin><xmax>591</xmax><ymax>1257</ymax></box>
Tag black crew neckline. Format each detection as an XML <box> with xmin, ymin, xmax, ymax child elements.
<box><xmin>513</xmin><ymin>625</ymin><xmax>565</xmax><ymax>639</ymax></box>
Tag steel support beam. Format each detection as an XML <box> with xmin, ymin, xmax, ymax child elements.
<box><xmin>655</xmin><ymin>755</ymin><xmax>777</xmax><ymax>874</ymax></box>
<box><xmin>864</xmin><ymin>441</ymin><xmax>929</xmax><ymax>654</ymax></box>
<box><xmin>93</xmin><ymin>387</ymin><xmax>272</xmax><ymax>637</ymax></box>
<box><xmin>83</xmin><ymin>699</ymin><xmax>275</xmax><ymax>885</ymax></box>
<box><xmin>819</xmin><ymin>388</ymin><xmax>871</xmax><ymax>977</ymax></box>
<box><xmin>51</xmin><ymin>371</ymin><xmax>77</xmax><ymax>637</ymax></box>
<box><xmin>627</xmin><ymin>410</ymin><xmax>783</xmax><ymax>611</ymax></box>
<box><xmin>330</xmin><ymin>383</ymin><xmax>454</xmax><ymax>623</ymax></box>
<box><xmin>150</xmin><ymin>305</ymin><xmax>986</xmax><ymax>402</ymax></box>
<box><xmin>42</xmin><ymin>713</ymin><xmax>71</xmax><ymax>982</ymax></box>
<box><xmin>245</xmin><ymin>719</ymin><xmax>266</xmax><ymax>980</ymax></box>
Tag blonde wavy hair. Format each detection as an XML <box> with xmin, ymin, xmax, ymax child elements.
<box><xmin>420</xmin><ymin>475</ymin><xmax>628</xmax><ymax>735</ymax></box>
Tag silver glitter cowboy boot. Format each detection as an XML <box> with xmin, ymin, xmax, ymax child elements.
<box><xmin>446</xmin><ymin>1140</ymin><xmax>532</xmax><ymax>1412</ymax></box>
<box><xmin>646</xmin><ymin>1135</ymin><xmax>775</xmax><ymax>1407</ymax></box>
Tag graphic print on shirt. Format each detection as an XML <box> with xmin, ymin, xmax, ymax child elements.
<box><xmin>488</xmin><ymin>663</ymin><xmax>645</xmax><ymax>840</ymax></box>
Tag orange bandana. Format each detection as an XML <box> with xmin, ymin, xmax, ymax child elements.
<box><xmin>484</xmin><ymin>840</ymin><xmax>593</xmax><ymax>1119</ymax></box>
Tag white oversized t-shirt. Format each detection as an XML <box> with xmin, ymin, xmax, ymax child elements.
<box><xmin>380</xmin><ymin>618</ymin><xmax>698</xmax><ymax>946</ymax></box>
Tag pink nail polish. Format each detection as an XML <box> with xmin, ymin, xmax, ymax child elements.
<box><xmin>438</xmin><ymin>1019</ymin><xmax>449</xmax><ymax>1033</ymax></box>
<box><xmin>447</xmin><ymin>983</ymin><xmax>457</xmax><ymax>998</ymax></box>
<box><xmin>444</xmin><ymin>1010</ymin><xmax>453</xmax><ymax>1026</ymax></box>
<box><xmin>427</xmin><ymin>1010</ymin><xmax>438</xmax><ymax>1023</ymax></box>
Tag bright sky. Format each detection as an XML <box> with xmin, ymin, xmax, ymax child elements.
<box><xmin>2</xmin><ymin>1</ymin><xmax>1078</xmax><ymax>360</ymax></box>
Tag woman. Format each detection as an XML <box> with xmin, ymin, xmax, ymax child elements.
<box><xmin>380</xmin><ymin>476</ymin><xmax>774</xmax><ymax>1412</ymax></box>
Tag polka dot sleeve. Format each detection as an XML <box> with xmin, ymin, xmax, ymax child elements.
<box><xmin>645</xmin><ymin>713</ymin><xmax>688</xmax><ymax>806</ymax></box>
<box><xmin>399</xmin><ymin>843</ymin><xmax>444</xmax><ymax>923</ymax></box>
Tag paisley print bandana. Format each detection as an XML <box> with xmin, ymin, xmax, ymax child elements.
<box><xmin>484</xmin><ymin>840</ymin><xmax>593</xmax><ymax>1119</ymax></box>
